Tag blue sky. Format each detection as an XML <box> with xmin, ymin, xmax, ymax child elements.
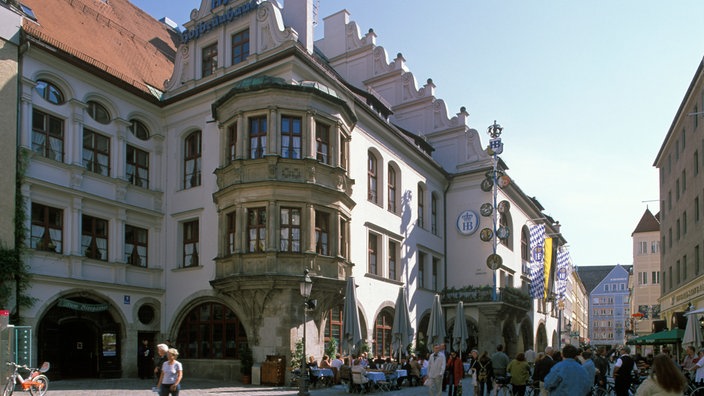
<box><xmin>132</xmin><ymin>0</ymin><xmax>704</xmax><ymax>267</ymax></box>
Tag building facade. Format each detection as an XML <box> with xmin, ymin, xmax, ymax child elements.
<box><xmin>629</xmin><ymin>208</ymin><xmax>661</xmax><ymax>353</ymax></box>
<box><xmin>654</xmin><ymin>57</ymin><xmax>704</xmax><ymax>333</ymax></box>
<box><xmin>587</xmin><ymin>264</ymin><xmax>631</xmax><ymax>348</ymax></box>
<box><xmin>8</xmin><ymin>0</ymin><xmax>573</xmax><ymax>379</ymax></box>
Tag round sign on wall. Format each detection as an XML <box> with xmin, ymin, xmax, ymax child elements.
<box><xmin>456</xmin><ymin>210</ymin><xmax>480</xmax><ymax>235</ymax></box>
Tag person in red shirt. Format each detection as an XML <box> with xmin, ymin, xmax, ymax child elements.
<box><xmin>446</xmin><ymin>351</ymin><xmax>465</xmax><ymax>396</ymax></box>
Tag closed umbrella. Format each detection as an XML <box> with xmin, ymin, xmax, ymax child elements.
<box><xmin>452</xmin><ymin>301</ymin><xmax>468</xmax><ymax>359</ymax></box>
<box><xmin>391</xmin><ymin>287</ymin><xmax>413</xmax><ymax>360</ymax></box>
<box><xmin>341</xmin><ymin>277</ymin><xmax>362</xmax><ymax>356</ymax></box>
<box><xmin>427</xmin><ymin>294</ymin><xmax>446</xmax><ymax>347</ymax></box>
<box><xmin>683</xmin><ymin>309</ymin><xmax>704</xmax><ymax>349</ymax></box>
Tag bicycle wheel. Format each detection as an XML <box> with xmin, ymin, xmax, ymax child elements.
<box><xmin>691</xmin><ymin>386</ymin><xmax>704</xmax><ymax>396</ymax></box>
<box><xmin>592</xmin><ymin>386</ymin><xmax>608</xmax><ymax>396</ymax></box>
<box><xmin>28</xmin><ymin>375</ymin><xmax>48</xmax><ymax>396</ymax></box>
<box><xmin>2</xmin><ymin>379</ymin><xmax>14</xmax><ymax>396</ymax></box>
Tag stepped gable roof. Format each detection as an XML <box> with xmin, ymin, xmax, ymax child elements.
<box><xmin>631</xmin><ymin>208</ymin><xmax>660</xmax><ymax>235</ymax></box>
<box><xmin>21</xmin><ymin>0</ymin><xmax>178</xmax><ymax>95</ymax></box>
<box><xmin>576</xmin><ymin>265</ymin><xmax>631</xmax><ymax>294</ymax></box>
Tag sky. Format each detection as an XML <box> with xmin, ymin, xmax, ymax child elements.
<box><xmin>131</xmin><ymin>0</ymin><xmax>704</xmax><ymax>267</ymax></box>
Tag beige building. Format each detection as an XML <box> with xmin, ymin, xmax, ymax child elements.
<box><xmin>8</xmin><ymin>0</ymin><xmax>576</xmax><ymax>380</ymax></box>
<box><xmin>629</xmin><ymin>208</ymin><xmax>661</xmax><ymax>353</ymax></box>
<box><xmin>654</xmin><ymin>57</ymin><xmax>704</xmax><ymax>330</ymax></box>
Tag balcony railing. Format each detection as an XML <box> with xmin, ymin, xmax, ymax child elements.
<box><xmin>441</xmin><ymin>285</ymin><xmax>531</xmax><ymax>310</ymax></box>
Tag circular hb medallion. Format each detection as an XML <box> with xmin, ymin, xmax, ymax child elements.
<box><xmin>456</xmin><ymin>210</ymin><xmax>480</xmax><ymax>236</ymax></box>
<box><xmin>481</xmin><ymin>178</ymin><xmax>493</xmax><ymax>192</ymax></box>
<box><xmin>480</xmin><ymin>203</ymin><xmax>493</xmax><ymax>217</ymax></box>
<box><xmin>479</xmin><ymin>228</ymin><xmax>493</xmax><ymax>242</ymax></box>
<box><xmin>487</xmin><ymin>254</ymin><xmax>502</xmax><ymax>270</ymax></box>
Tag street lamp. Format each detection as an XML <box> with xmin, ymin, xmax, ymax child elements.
<box><xmin>298</xmin><ymin>269</ymin><xmax>313</xmax><ymax>396</ymax></box>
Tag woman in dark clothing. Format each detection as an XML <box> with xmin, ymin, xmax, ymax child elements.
<box><xmin>476</xmin><ymin>351</ymin><xmax>494</xmax><ymax>396</ymax></box>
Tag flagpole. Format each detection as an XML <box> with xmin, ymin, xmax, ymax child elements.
<box><xmin>487</xmin><ymin>121</ymin><xmax>504</xmax><ymax>302</ymax></box>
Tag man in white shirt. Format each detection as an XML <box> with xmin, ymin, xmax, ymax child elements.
<box><xmin>692</xmin><ymin>348</ymin><xmax>704</xmax><ymax>384</ymax></box>
<box><xmin>427</xmin><ymin>344</ymin><xmax>446</xmax><ymax>396</ymax></box>
<box><xmin>331</xmin><ymin>353</ymin><xmax>343</xmax><ymax>384</ymax></box>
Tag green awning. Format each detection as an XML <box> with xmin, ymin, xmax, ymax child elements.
<box><xmin>626</xmin><ymin>328</ymin><xmax>684</xmax><ymax>345</ymax></box>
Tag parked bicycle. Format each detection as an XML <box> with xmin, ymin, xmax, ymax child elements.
<box><xmin>2</xmin><ymin>361</ymin><xmax>50</xmax><ymax>396</ymax></box>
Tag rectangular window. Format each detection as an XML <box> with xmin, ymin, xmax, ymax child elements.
<box><xmin>202</xmin><ymin>42</ymin><xmax>218</xmax><ymax>77</ymax></box>
<box><xmin>388</xmin><ymin>241</ymin><xmax>397</xmax><ymax>281</ymax></box>
<box><xmin>126</xmin><ymin>145</ymin><xmax>149</xmax><ymax>188</ymax></box>
<box><xmin>339</xmin><ymin>218</ymin><xmax>349</xmax><ymax>259</ymax></box>
<box><xmin>696</xmin><ymin>151</ymin><xmax>700</xmax><ymax>175</ymax></box>
<box><xmin>281</xmin><ymin>116</ymin><xmax>302</xmax><ymax>159</ymax></box>
<box><xmin>184</xmin><ymin>131</ymin><xmax>202</xmax><ymax>188</ymax></box>
<box><xmin>248</xmin><ymin>116</ymin><xmax>267</xmax><ymax>159</ymax></box>
<box><xmin>432</xmin><ymin>257</ymin><xmax>439</xmax><ymax>291</ymax></box>
<box><xmin>32</xmin><ymin>108</ymin><xmax>64</xmax><ymax>162</ymax></box>
<box><xmin>226</xmin><ymin>212</ymin><xmax>236</xmax><ymax>255</ymax></box>
<box><xmin>247</xmin><ymin>208</ymin><xmax>266</xmax><ymax>253</ymax></box>
<box><xmin>651</xmin><ymin>241</ymin><xmax>659</xmax><ymax>254</ymax></box>
<box><xmin>696</xmin><ymin>245</ymin><xmax>701</xmax><ymax>276</ymax></box>
<box><xmin>183</xmin><ymin>220</ymin><xmax>199</xmax><ymax>267</ymax></box>
<box><xmin>651</xmin><ymin>271</ymin><xmax>659</xmax><ymax>284</ymax></box>
<box><xmin>231</xmin><ymin>29</ymin><xmax>250</xmax><ymax>65</ymax></box>
<box><xmin>677</xmin><ymin>219</ymin><xmax>681</xmax><ymax>240</ymax></box>
<box><xmin>431</xmin><ymin>195</ymin><xmax>438</xmax><ymax>235</ymax></box>
<box><xmin>280</xmin><ymin>208</ymin><xmax>301</xmax><ymax>252</ymax></box>
<box><xmin>683</xmin><ymin>255</ymin><xmax>688</xmax><ymax>280</ymax></box>
<box><xmin>683</xmin><ymin>170</ymin><xmax>687</xmax><ymax>192</ymax></box>
<box><xmin>83</xmin><ymin>129</ymin><xmax>110</xmax><ymax>176</ymax></box>
<box><xmin>676</xmin><ymin>180</ymin><xmax>680</xmax><ymax>201</ymax></box>
<box><xmin>227</xmin><ymin>123</ymin><xmax>237</xmax><ymax>163</ymax></box>
<box><xmin>697</xmin><ymin>197</ymin><xmax>701</xmax><ymax>223</ymax></box>
<box><xmin>418</xmin><ymin>252</ymin><xmax>426</xmax><ymax>289</ymax></box>
<box><xmin>638</xmin><ymin>241</ymin><xmax>647</xmax><ymax>255</ymax></box>
<box><xmin>31</xmin><ymin>203</ymin><xmax>63</xmax><ymax>253</ymax></box>
<box><xmin>676</xmin><ymin>260</ymin><xmax>681</xmax><ymax>285</ymax></box>
<box><xmin>339</xmin><ymin>134</ymin><xmax>348</xmax><ymax>170</ymax></box>
<box><xmin>417</xmin><ymin>186</ymin><xmax>425</xmax><ymax>228</ymax></box>
<box><xmin>315</xmin><ymin>210</ymin><xmax>329</xmax><ymax>256</ymax></box>
<box><xmin>125</xmin><ymin>225</ymin><xmax>148</xmax><ymax>267</ymax></box>
<box><xmin>82</xmin><ymin>214</ymin><xmax>108</xmax><ymax>261</ymax></box>
<box><xmin>684</xmin><ymin>211</ymin><xmax>688</xmax><ymax>235</ymax></box>
<box><xmin>368</xmin><ymin>233</ymin><xmax>378</xmax><ymax>275</ymax></box>
<box><xmin>316</xmin><ymin>123</ymin><xmax>330</xmax><ymax>164</ymax></box>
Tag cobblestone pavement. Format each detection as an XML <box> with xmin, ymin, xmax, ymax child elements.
<box><xmin>34</xmin><ymin>376</ymin><xmax>477</xmax><ymax>396</ymax></box>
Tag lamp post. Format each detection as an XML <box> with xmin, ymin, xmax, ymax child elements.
<box><xmin>298</xmin><ymin>269</ymin><xmax>313</xmax><ymax>396</ymax></box>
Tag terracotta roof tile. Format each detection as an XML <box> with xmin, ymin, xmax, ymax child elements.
<box><xmin>22</xmin><ymin>0</ymin><xmax>178</xmax><ymax>94</ymax></box>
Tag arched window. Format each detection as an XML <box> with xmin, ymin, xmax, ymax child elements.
<box><xmin>176</xmin><ymin>302</ymin><xmax>247</xmax><ymax>359</ymax></box>
<box><xmin>387</xmin><ymin>165</ymin><xmax>397</xmax><ymax>213</ymax></box>
<box><xmin>374</xmin><ymin>309</ymin><xmax>393</xmax><ymax>357</ymax></box>
<box><xmin>367</xmin><ymin>152</ymin><xmax>378</xmax><ymax>204</ymax></box>
<box><xmin>521</xmin><ymin>226</ymin><xmax>530</xmax><ymax>263</ymax></box>
<box><xmin>35</xmin><ymin>79</ymin><xmax>64</xmax><ymax>104</ymax></box>
<box><xmin>87</xmin><ymin>101</ymin><xmax>110</xmax><ymax>124</ymax></box>
<box><xmin>184</xmin><ymin>131</ymin><xmax>202</xmax><ymax>188</ymax></box>
<box><xmin>129</xmin><ymin>119</ymin><xmax>150</xmax><ymax>140</ymax></box>
<box><xmin>417</xmin><ymin>184</ymin><xmax>425</xmax><ymax>228</ymax></box>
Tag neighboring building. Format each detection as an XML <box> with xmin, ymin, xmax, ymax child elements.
<box><xmin>563</xmin><ymin>266</ymin><xmax>588</xmax><ymax>347</ymax></box>
<box><xmin>0</xmin><ymin>0</ymin><xmax>21</xmax><ymax>250</ymax></box>
<box><xmin>580</xmin><ymin>265</ymin><xmax>632</xmax><ymax>348</ymax></box>
<box><xmin>629</xmin><ymin>208</ymin><xmax>661</xmax><ymax>353</ymax></box>
<box><xmin>11</xmin><ymin>0</ymin><xmax>574</xmax><ymax>379</ymax></box>
<box><xmin>654</xmin><ymin>57</ymin><xmax>704</xmax><ymax>330</ymax></box>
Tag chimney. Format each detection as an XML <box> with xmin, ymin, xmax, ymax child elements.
<box><xmin>282</xmin><ymin>0</ymin><xmax>313</xmax><ymax>53</ymax></box>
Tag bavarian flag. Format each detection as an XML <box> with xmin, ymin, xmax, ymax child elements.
<box><xmin>528</xmin><ymin>224</ymin><xmax>546</xmax><ymax>298</ymax></box>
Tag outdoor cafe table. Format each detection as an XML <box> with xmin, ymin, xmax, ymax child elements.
<box><xmin>395</xmin><ymin>369</ymin><xmax>407</xmax><ymax>379</ymax></box>
<box><xmin>365</xmin><ymin>371</ymin><xmax>386</xmax><ymax>383</ymax></box>
<box><xmin>311</xmin><ymin>368</ymin><xmax>334</xmax><ymax>378</ymax></box>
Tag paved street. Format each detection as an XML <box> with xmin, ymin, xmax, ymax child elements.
<box><xmin>40</xmin><ymin>375</ymin><xmax>477</xmax><ymax>395</ymax></box>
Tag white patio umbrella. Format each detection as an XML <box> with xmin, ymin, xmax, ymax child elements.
<box><xmin>452</xmin><ymin>301</ymin><xmax>468</xmax><ymax>359</ymax></box>
<box><xmin>683</xmin><ymin>308</ymin><xmax>704</xmax><ymax>349</ymax></box>
<box><xmin>341</xmin><ymin>277</ymin><xmax>362</xmax><ymax>357</ymax></box>
<box><xmin>427</xmin><ymin>294</ymin><xmax>446</xmax><ymax>347</ymax></box>
<box><xmin>391</xmin><ymin>287</ymin><xmax>413</xmax><ymax>360</ymax></box>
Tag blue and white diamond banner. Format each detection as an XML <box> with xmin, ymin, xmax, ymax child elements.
<box><xmin>528</xmin><ymin>224</ymin><xmax>546</xmax><ymax>299</ymax></box>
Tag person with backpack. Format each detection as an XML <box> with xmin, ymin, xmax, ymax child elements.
<box><xmin>476</xmin><ymin>351</ymin><xmax>494</xmax><ymax>396</ymax></box>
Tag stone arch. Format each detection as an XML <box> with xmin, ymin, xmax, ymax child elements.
<box><xmin>535</xmin><ymin>321</ymin><xmax>548</xmax><ymax>353</ymax></box>
<box><xmin>37</xmin><ymin>289</ymin><xmax>127</xmax><ymax>378</ymax></box>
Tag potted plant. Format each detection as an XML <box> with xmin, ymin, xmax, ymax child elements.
<box><xmin>240</xmin><ymin>343</ymin><xmax>253</xmax><ymax>384</ymax></box>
